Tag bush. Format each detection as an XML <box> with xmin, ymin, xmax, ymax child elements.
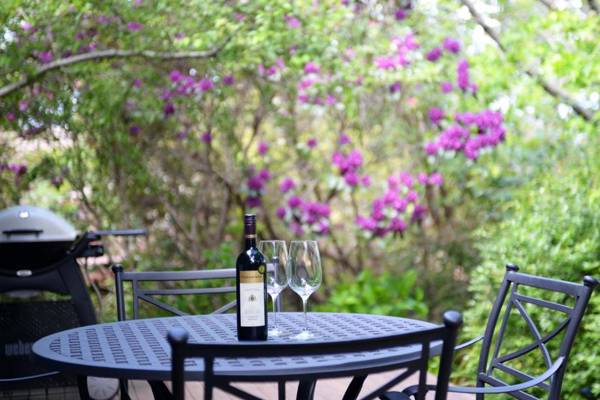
<box><xmin>455</xmin><ymin>147</ymin><xmax>600</xmax><ymax>398</ymax></box>
<box><xmin>316</xmin><ymin>269</ymin><xmax>428</xmax><ymax>318</ymax></box>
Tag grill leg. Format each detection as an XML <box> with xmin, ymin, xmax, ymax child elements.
<box><xmin>58</xmin><ymin>260</ymin><xmax>97</xmax><ymax>325</ymax></box>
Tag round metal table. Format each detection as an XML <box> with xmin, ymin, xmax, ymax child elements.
<box><xmin>33</xmin><ymin>312</ymin><xmax>439</xmax><ymax>396</ymax></box>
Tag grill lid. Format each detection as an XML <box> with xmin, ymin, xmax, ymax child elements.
<box><xmin>0</xmin><ymin>205</ymin><xmax>77</xmax><ymax>243</ymax></box>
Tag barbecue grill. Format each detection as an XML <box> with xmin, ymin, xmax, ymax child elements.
<box><xmin>0</xmin><ymin>204</ymin><xmax>145</xmax><ymax>395</ymax></box>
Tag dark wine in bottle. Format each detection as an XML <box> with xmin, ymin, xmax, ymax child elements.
<box><xmin>236</xmin><ymin>214</ymin><xmax>268</xmax><ymax>341</ymax></box>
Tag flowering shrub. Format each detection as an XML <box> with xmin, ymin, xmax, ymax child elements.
<box><xmin>0</xmin><ymin>1</ymin><xmax>512</xmax><ymax>314</ymax></box>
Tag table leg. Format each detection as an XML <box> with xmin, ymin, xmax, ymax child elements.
<box><xmin>278</xmin><ymin>380</ymin><xmax>286</xmax><ymax>400</ymax></box>
<box><xmin>77</xmin><ymin>376</ymin><xmax>90</xmax><ymax>400</ymax></box>
<box><xmin>342</xmin><ymin>375</ymin><xmax>367</xmax><ymax>400</ymax></box>
<box><xmin>148</xmin><ymin>380</ymin><xmax>172</xmax><ymax>400</ymax></box>
<box><xmin>296</xmin><ymin>379</ymin><xmax>316</xmax><ymax>400</ymax></box>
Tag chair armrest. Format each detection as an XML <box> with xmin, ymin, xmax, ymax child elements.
<box><xmin>397</xmin><ymin>356</ymin><xmax>564</xmax><ymax>398</ymax></box>
<box><xmin>454</xmin><ymin>335</ymin><xmax>484</xmax><ymax>352</ymax></box>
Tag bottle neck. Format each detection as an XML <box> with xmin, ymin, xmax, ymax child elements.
<box><xmin>244</xmin><ymin>235</ymin><xmax>256</xmax><ymax>249</ymax></box>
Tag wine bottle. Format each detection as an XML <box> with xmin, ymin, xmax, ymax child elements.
<box><xmin>236</xmin><ymin>214</ymin><xmax>268</xmax><ymax>340</ymax></box>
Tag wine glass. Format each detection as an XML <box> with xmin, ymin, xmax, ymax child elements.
<box><xmin>288</xmin><ymin>240</ymin><xmax>322</xmax><ymax>340</ymax></box>
<box><xmin>258</xmin><ymin>240</ymin><xmax>288</xmax><ymax>337</ymax></box>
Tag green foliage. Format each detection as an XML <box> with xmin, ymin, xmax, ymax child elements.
<box><xmin>455</xmin><ymin>145</ymin><xmax>600</xmax><ymax>398</ymax></box>
<box><xmin>316</xmin><ymin>269</ymin><xmax>428</xmax><ymax>318</ymax></box>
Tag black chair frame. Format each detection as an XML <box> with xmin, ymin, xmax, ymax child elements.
<box><xmin>168</xmin><ymin>310</ymin><xmax>463</xmax><ymax>400</ymax></box>
<box><xmin>396</xmin><ymin>264</ymin><xmax>598</xmax><ymax>400</ymax></box>
<box><xmin>111</xmin><ymin>263</ymin><xmax>239</xmax><ymax>400</ymax></box>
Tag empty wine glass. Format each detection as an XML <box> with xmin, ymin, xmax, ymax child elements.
<box><xmin>258</xmin><ymin>240</ymin><xmax>288</xmax><ymax>337</ymax></box>
<box><xmin>288</xmin><ymin>240</ymin><xmax>322</xmax><ymax>340</ymax></box>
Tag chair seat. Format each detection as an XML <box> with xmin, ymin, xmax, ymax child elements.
<box><xmin>380</xmin><ymin>391</ymin><xmax>411</xmax><ymax>400</ymax></box>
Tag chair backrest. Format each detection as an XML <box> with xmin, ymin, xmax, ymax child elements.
<box><xmin>111</xmin><ymin>264</ymin><xmax>237</xmax><ymax>320</ymax></box>
<box><xmin>168</xmin><ymin>310</ymin><xmax>462</xmax><ymax>400</ymax></box>
<box><xmin>476</xmin><ymin>264</ymin><xmax>598</xmax><ymax>400</ymax></box>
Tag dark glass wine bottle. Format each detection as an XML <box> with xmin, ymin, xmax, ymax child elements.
<box><xmin>236</xmin><ymin>214</ymin><xmax>268</xmax><ymax>341</ymax></box>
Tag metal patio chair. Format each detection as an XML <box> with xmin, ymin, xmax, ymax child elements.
<box><xmin>111</xmin><ymin>263</ymin><xmax>238</xmax><ymax>400</ymax></box>
<box><xmin>383</xmin><ymin>264</ymin><xmax>598</xmax><ymax>400</ymax></box>
<box><xmin>167</xmin><ymin>310</ymin><xmax>463</xmax><ymax>400</ymax></box>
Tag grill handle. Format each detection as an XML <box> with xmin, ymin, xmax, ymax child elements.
<box><xmin>2</xmin><ymin>229</ymin><xmax>43</xmax><ymax>236</ymax></box>
<box><xmin>91</xmin><ymin>229</ymin><xmax>147</xmax><ymax>237</ymax></box>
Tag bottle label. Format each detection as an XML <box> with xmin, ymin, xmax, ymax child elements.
<box><xmin>239</xmin><ymin>271</ymin><xmax>265</xmax><ymax>327</ymax></box>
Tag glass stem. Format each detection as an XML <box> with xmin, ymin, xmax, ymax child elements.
<box><xmin>302</xmin><ymin>297</ymin><xmax>308</xmax><ymax>332</ymax></box>
<box><xmin>271</xmin><ymin>294</ymin><xmax>278</xmax><ymax>329</ymax></box>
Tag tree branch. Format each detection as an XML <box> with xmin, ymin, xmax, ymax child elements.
<box><xmin>460</xmin><ymin>0</ymin><xmax>595</xmax><ymax>121</ymax></box>
<box><xmin>0</xmin><ymin>39</ymin><xmax>231</xmax><ymax>98</ymax></box>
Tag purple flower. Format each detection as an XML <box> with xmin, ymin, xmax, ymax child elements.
<box><xmin>127</xmin><ymin>22</ymin><xmax>144</xmax><ymax>31</ymax></box>
<box><xmin>20</xmin><ymin>21</ymin><xmax>33</xmax><ymax>31</ymax></box>
<box><xmin>356</xmin><ymin>215</ymin><xmax>377</xmax><ymax>231</ymax></box>
<box><xmin>36</xmin><ymin>50</ymin><xmax>53</xmax><ymax>64</ymax></box>
<box><xmin>175</xmin><ymin>32</ymin><xmax>185</xmax><ymax>40</ymax></box>
<box><xmin>394</xmin><ymin>9</ymin><xmax>407</xmax><ymax>20</ymax></box>
<box><xmin>443</xmin><ymin>37</ymin><xmax>461</xmax><ymax>54</ymax></box>
<box><xmin>129</xmin><ymin>125</ymin><xmax>141</xmax><ymax>136</ymax></box>
<box><xmin>284</xmin><ymin>15</ymin><xmax>301</xmax><ymax>29</ymax></box>
<box><xmin>10</xmin><ymin>164</ymin><xmax>27</xmax><ymax>176</ymax></box>
<box><xmin>222</xmin><ymin>75</ymin><xmax>235</xmax><ymax>86</ymax></box>
<box><xmin>440</xmin><ymin>81</ymin><xmax>453</xmax><ymax>93</ymax></box>
<box><xmin>50</xmin><ymin>176</ymin><xmax>63</xmax><ymax>187</ymax></box>
<box><xmin>6</xmin><ymin>112</ymin><xmax>16</xmax><ymax>122</ymax></box>
<box><xmin>406</xmin><ymin>190</ymin><xmax>418</xmax><ymax>203</ymax></box>
<box><xmin>247</xmin><ymin>176</ymin><xmax>264</xmax><ymax>190</ymax></box>
<box><xmin>412</xmin><ymin>204</ymin><xmax>427</xmax><ymax>221</ymax></box>
<box><xmin>339</xmin><ymin>133</ymin><xmax>351</xmax><ymax>145</ymax></box>
<box><xmin>18</xmin><ymin>100</ymin><xmax>29</xmax><ymax>112</ymax></box>
<box><xmin>304</xmin><ymin>62</ymin><xmax>320</xmax><ymax>74</ymax></box>
<box><xmin>375</xmin><ymin>56</ymin><xmax>396</xmax><ymax>70</ymax></box>
<box><xmin>361</xmin><ymin>175</ymin><xmax>371</xmax><ymax>187</ymax></box>
<box><xmin>325</xmin><ymin>95</ymin><xmax>336</xmax><ymax>106</ymax></box>
<box><xmin>199</xmin><ymin>78</ymin><xmax>213</xmax><ymax>91</ymax></box>
<box><xmin>393</xmin><ymin>197</ymin><xmax>408</xmax><ymax>212</ymax></box>
<box><xmin>344</xmin><ymin>171</ymin><xmax>360</xmax><ymax>187</ymax></box>
<box><xmin>347</xmin><ymin>149</ymin><xmax>363</xmax><ymax>168</ymax></box>
<box><xmin>389</xmin><ymin>81</ymin><xmax>402</xmax><ymax>93</ymax></box>
<box><xmin>258</xmin><ymin>169</ymin><xmax>271</xmax><ymax>181</ymax></box>
<box><xmin>400</xmin><ymin>172</ymin><xmax>414</xmax><ymax>188</ymax></box>
<box><xmin>457</xmin><ymin>59</ymin><xmax>470</xmax><ymax>91</ymax></box>
<box><xmin>169</xmin><ymin>70</ymin><xmax>182</xmax><ymax>83</ymax></box>
<box><xmin>389</xmin><ymin>217</ymin><xmax>407</xmax><ymax>233</ymax></box>
<box><xmin>133</xmin><ymin>79</ymin><xmax>142</xmax><ymax>88</ymax></box>
<box><xmin>317</xmin><ymin>221</ymin><xmax>330</xmax><ymax>235</ymax></box>
<box><xmin>288</xmin><ymin>196</ymin><xmax>302</xmax><ymax>209</ymax></box>
<box><xmin>428</xmin><ymin>172</ymin><xmax>444</xmax><ymax>186</ymax></box>
<box><xmin>176</xmin><ymin>130</ymin><xmax>188</xmax><ymax>140</ymax></box>
<box><xmin>201</xmin><ymin>131</ymin><xmax>212</xmax><ymax>143</ymax></box>
<box><xmin>279</xmin><ymin>177</ymin><xmax>296</xmax><ymax>193</ymax></box>
<box><xmin>426</xmin><ymin>47</ymin><xmax>442</xmax><ymax>62</ymax></box>
<box><xmin>163</xmin><ymin>102</ymin><xmax>175</xmax><ymax>116</ymax></box>
<box><xmin>424</xmin><ymin>141</ymin><xmax>439</xmax><ymax>156</ymax></box>
<box><xmin>246</xmin><ymin>196</ymin><xmax>261</xmax><ymax>208</ymax></box>
<box><xmin>276</xmin><ymin>207</ymin><xmax>287</xmax><ymax>219</ymax></box>
<box><xmin>290</xmin><ymin>222</ymin><xmax>304</xmax><ymax>236</ymax></box>
<box><xmin>257</xmin><ymin>141</ymin><xmax>269</xmax><ymax>156</ymax></box>
<box><xmin>428</xmin><ymin>107</ymin><xmax>445</xmax><ymax>125</ymax></box>
<box><xmin>307</xmin><ymin>138</ymin><xmax>318</xmax><ymax>149</ymax></box>
<box><xmin>418</xmin><ymin>173</ymin><xmax>428</xmax><ymax>185</ymax></box>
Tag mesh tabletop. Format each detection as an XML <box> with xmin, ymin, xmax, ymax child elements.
<box><xmin>33</xmin><ymin>312</ymin><xmax>438</xmax><ymax>381</ymax></box>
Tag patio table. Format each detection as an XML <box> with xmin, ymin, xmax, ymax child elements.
<box><xmin>33</xmin><ymin>312</ymin><xmax>440</xmax><ymax>399</ymax></box>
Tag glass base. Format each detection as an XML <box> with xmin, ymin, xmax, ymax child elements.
<box><xmin>292</xmin><ymin>330</ymin><xmax>315</xmax><ymax>340</ymax></box>
<box><xmin>268</xmin><ymin>327</ymin><xmax>283</xmax><ymax>337</ymax></box>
